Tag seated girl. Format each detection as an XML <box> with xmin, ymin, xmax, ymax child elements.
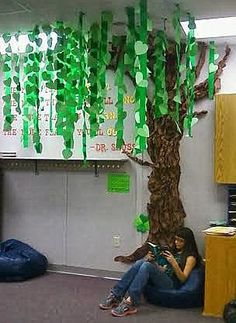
<box><xmin>99</xmin><ymin>227</ymin><xmax>202</xmax><ymax>317</ymax></box>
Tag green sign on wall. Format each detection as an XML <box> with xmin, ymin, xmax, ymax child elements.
<box><xmin>107</xmin><ymin>173</ymin><xmax>130</xmax><ymax>193</ymax></box>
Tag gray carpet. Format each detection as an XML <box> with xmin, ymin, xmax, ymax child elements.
<box><xmin>0</xmin><ymin>272</ymin><xmax>223</xmax><ymax>323</ymax></box>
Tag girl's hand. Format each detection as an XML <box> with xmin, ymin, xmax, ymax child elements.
<box><xmin>145</xmin><ymin>251</ymin><xmax>155</xmax><ymax>262</ymax></box>
<box><xmin>162</xmin><ymin>251</ymin><xmax>177</xmax><ymax>266</ymax></box>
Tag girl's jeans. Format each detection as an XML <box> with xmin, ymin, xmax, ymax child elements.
<box><xmin>112</xmin><ymin>259</ymin><xmax>174</xmax><ymax>305</ymax></box>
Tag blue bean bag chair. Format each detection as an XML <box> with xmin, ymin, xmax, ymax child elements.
<box><xmin>144</xmin><ymin>265</ymin><xmax>205</xmax><ymax>308</ymax></box>
<box><xmin>0</xmin><ymin>239</ymin><xmax>48</xmax><ymax>282</ymax></box>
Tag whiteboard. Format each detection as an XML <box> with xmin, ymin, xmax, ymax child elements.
<box><xmin>0</xmin><ymin>70</ymin><xmax>135</xmax><ymax>160</ymax></box>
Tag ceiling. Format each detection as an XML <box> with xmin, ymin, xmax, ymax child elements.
<box><xmin>1</xmin><ymin>0</ymin><xmax>236</xmax><ymax>41</ymax></box>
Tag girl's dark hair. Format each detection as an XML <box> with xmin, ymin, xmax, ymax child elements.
<box><xmin>175</xmin><ymin>227</ymin><xmax>202</xmax><ymax>269</ymax></box>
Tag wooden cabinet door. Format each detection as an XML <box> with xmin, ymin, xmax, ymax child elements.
<box><xmin>203</xmin><ymin>235</ymin><xmax>236</xmax><ymax>317</ymax></box>
<box><xmin>215</xmin><ymin>94</ymin><xmax>236</xmax><ymax>183</ymax></box>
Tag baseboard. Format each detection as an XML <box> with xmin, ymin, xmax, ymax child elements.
<box><xmin>47</xmin><ymin>264</ymin><xmax>123</xmax><ymax>280</ymax></box>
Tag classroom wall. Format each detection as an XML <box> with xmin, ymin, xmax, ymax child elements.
<box><xmin>1</xmin><ymin>44</ymin><xmax>235</xmax><ymax>272</ymax></box>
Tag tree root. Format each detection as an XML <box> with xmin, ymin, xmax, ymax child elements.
<box><xmin>114</xmin><ymin>243</ymin><xmax>149</xmax><ymax>264</ymax></box>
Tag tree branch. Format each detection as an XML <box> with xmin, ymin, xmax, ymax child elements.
<box><xmin>122</xmin><ymin>150</ymin><xmax>154</xmax><ymax>167</ymax></box>
<box><xmin>193</xmin><ymin>110</ymin><xmax>208</xmax><ymax>117</ymax></box>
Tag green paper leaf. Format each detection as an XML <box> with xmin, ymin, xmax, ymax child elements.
<box><xmin>135</xmin><ymin>136</ymin><xmax>140</xmax><ymax>150</ymax></box>
<box><xmin>2</xmin><ymin>95</ymin><xmax>11</xmax><ymax>103</ymax></box>
<box><xmin>124</xmin><ymin>53</ymin><xmax>132</xmax><ymax>65</ymax></box>
<box><xmin>3</xmin><ymin>64</ymin><xmax>11</xmax><ymax>72</ymax></box>
<box><xmin>28</xmin><ymin>53</ymin><xmax>34</xmax><ymax>61</ymax></box>
<box><xmin>25</xmin><ymin>84</ymin><xmax>34</xmax><ymax>95</ymax></box>
<box><xmin>28</xmin><ymin>33</ymin><xmax>35</xmax><ymax>42</ymax></box>
<box><xmin>46</xmin><ymin>63</ymin><xmax>54</xmax><ymax>71</ymax></box>
<box><xmin>26</xmin><ymin>44</ymin><xmax>34</xmax><ymax>53</ymax></box>
<box><xmin>2</xmin><ymin>33</ymin><xmax>11</xmax><ymax>43</ymax></box>
<box><xmin>35</xmin><ymin>37</ymin><xmax>43</xmax><ymax>47</ymax></box>
<box><xmin>188</xmin><ymin>16</ymin><xmax>196</xmax><ymax>29</ymax></box>
<box><xmin>46</xmin><ymin>80</ymin><xmax>56</xmax><ymax>90</ymax></box>
<box><xmin>137</xmin><ymin>124</ymin><xmax>149</xmax><ymax>137</ymax></box>
<box><xmin>5</xmin><ymin>115</ymin><xmax>14</xmax><ymax>124</ymax></box>
<box><xmin>138</xmin><ymin>80</ymin><xmax>148</xmax><ymax>88</ymax></box>
<box><xmin>135</xmin><ymin>112</ymin><xmax>140</xmax><ymax>123</ymax></box>
<box><xmin>62</xmin><ymin>148</ymin><xmax>73</xmax><ymax>159</ymax></box>
<box><xmin>159</xmin><ymin>104</ymin><xmax>168</xmax><ymax>115</ymax></box>
<box><xmin>134</xmin><ymin>57</ymin><xmax>140</xmax><ymax>68</ymax></box>
<box><xmin>27</xmin><ymin>97</ymin><xmax>36</xmax><ymax>106</ymax></box>
<box><xmin>191</xmin><ymin>117</ymin><xmax>198</xmax><ymax>127</ymax></box>
<box><xmin>5</xmin><ymin>44</ymin><xmax>12</xmax><ymax>53</ymax></box>
<box><xmin>3</xmin><ymin>78</ymin><xmax>12</xmax><ymax>87</ymax></box>
<box><xmin>209</xmin><ymin>62</ymin><xmax>218</xmax><ymax>73</ymax></box>
<box><xmin>135</xmin><ymin>71</ymin><xmax>143</xmax><ymax>85</ymax></box>
<box><xmin>42</xmin><ymin>71</ymin><xmax>51</xmax><ymax>81</ymax></box>
<box><xmin>134</xmin><ymin>41</ymin><xmax>148</xmax><ymax>56</ymax></box>
<box><xmin>35</xmin><ymin>142</ymin><xmax>43</xmax><ymax>154</ymax></box>
<box><xmin>173</xmin><ymin>94</ymin><xmax>181</xmax><ymax>104</ymax></box>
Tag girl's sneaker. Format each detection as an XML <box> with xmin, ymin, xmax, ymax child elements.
<box><xmin>111</xmin><ymin>299</ymin><xmax>137</xmax><ymax>317</ymax></box>
<box><xmin>99</xmin><ymin>293</ymin><xmax>121</xmax><ymax>310</ymax></box>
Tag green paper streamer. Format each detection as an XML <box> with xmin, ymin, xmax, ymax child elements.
<box><xmin>88</xmin><ymin>23</ymin><xmax>100</xmax><ymax>138</ymax></box>
<box><xmin>184</xmin><ymin>15</ymin><xmax>197</xmax><ymax>137</ymax></box>
<box><xmin>115</xmin><ymin>38</ymin><xmax>126</xmax><ymax>149</ymax></box>
<box><xmin>45</xmin><ymin>27</ymin><xmax>54</xmax><ymax>133</ymax></box>
<box><xmin>3</xmin><ymin>54</ymin><xmax>14</xmax><ymax>131</ymax></box>
<box><xmin>78</xmin><ymin>12</ymin><xmax>88</xmax><ymax>162</ymax></box>
<box><xmin>12</xmin><ymin>46</ymin><xmax>21</xmax><ymax>115</ymax></box>
<box><xmin>208</xmin><ymin>41</ymin><xmax>217</xmax><ymax>100</ymax></box>
<box><xmin>125</xmin><ymin>7</ymin><xmax>136</xmax><ymax>78</ymax></box>
<box><xmin>78</xmin><ymin>12</ymin><xmax>88</xmax><ymax>110</ymax></box>
<box><xmin>30</xmin><ymin>27</ymin><xmax>42</xmax><ymax>153</ymax></box>
<box><xmin>100</xmin><ymin>11</ymin><xmax>113</xmax><ymax>99</ymax></box>
<box><xmin>49</xmin><ymin>90</ymin><xmax>53</xmax><ymax>132</ymax></box>
<box><xmin>154</xmin><ymin>30</ymin><xmax>168</xmax><ymax>118</ymax></box>
<box><xmin>52</xmin><ymin>21</ymin><xmax>79</xmax><ymax>158</ymax></box>
<box><xmin>82</xmin><ymin>109</ymin><xmax>87</xmax><ymax>163</ymax></box>
<box><xmin>134</xmin><ymin>0</ymin><xmax>148</xmax><ymax>154</ymax></box>
<box><xmin>172</xmin><ymin>5</ymin><xmax>182</xmax><ymax>124</ymax></box>
<box><xmin>23</xmin><ymin>53</ymin><xmax>31</xmax><ymax>148</ymax></box>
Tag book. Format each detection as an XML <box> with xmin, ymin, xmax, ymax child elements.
<box><xmin>147</xmin><ymin>242</ymin><xmax>159</xmax><ymax>258</ymax></box>
<box><xmin>203</xmin><ymin>226</ymin><xmax>236</xmax><ymax>236</ymax></box>
<box><xmin>147</xmin><ymin>242</ymin><xmax>170</xmax><ymax>264</ymax></box>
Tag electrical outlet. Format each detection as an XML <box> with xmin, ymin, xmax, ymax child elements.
<box><xmin>113</xmin><ymin>235</ymin><xmax>120</xmax><ymax>247</ymax></box>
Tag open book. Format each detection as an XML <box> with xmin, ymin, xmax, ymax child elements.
<box><xmin>203</xmin><ymin>226</ymin><xmax>236</xmax><ymax>236</ymax></box>
<box><xmin>147</xmin><ymin>242</ymin><xmax>170</xmax><ymax>264</ymax></box>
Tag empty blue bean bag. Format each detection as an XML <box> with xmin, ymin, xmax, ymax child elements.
<box><xmin>144</xmin><ymin>265</ymin><xmax>205</xmax><ymax>308</ymax></box>
<box><xmin>0</xmin><ymin>239</ymin><xmax>48</xmax><ymax>282</ymax></box>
